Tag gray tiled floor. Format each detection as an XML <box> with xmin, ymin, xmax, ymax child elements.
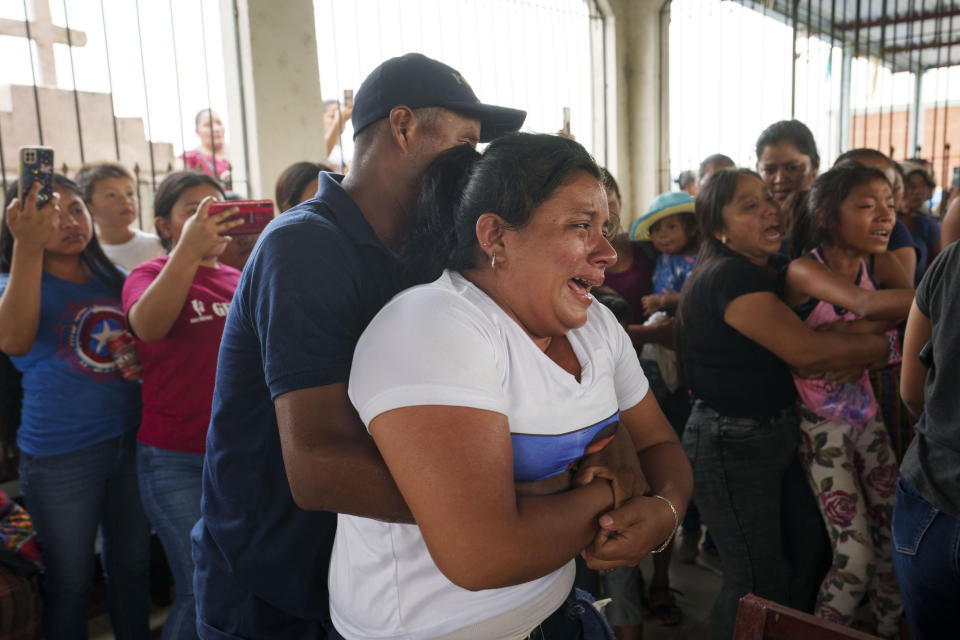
<box><xmin>640</xmin><ymin>547</ymin><xmax>722</xmax><ymax>640</ymax></box>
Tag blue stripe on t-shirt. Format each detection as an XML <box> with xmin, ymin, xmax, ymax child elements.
<box><xmin>510</xmin><ymin>412</ymin><xmax>620</xmax><ymax>482</ymax></box>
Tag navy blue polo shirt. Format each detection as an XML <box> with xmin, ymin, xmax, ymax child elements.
<box><xmin>192</xmin><ymin>173</ymin><xmax>406</xmax><ymax>638</ymax></box>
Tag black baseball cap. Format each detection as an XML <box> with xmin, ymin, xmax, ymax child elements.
<box><xmin>351</xmin><ymin>53</ymin><xmax>526</xmax><ymax>143</ymax></box>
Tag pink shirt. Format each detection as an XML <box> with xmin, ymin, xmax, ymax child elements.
<box><xmin>122</xmin><ymin>257</ymin><xmax>241</xmax><ymax>453</ymax></box>
<box><xmin>181</xmin><ymin>149</ymin><xmax>230</xmax><ymax>182</ymax></box>
<box><xmin>793</xmin><ymin>248</ymin><xmax>878</xmax><ymax>428</ymax></box>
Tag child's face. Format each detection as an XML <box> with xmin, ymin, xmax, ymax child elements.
<box><xmin>833</xmin><ymin>178</ymin><xmax>895</xmax><ymax>255</ymax></box>
<box><xmin>89</xmin><ymin>176</ymin><xmax>137</xmax><ymax>229</ymax></box>
<box><xmin>45</xmin><ymin>187</ymin><xmax>92</xmax><ymax>257</ymax></box>
<box><xmin>649</xmin><ymin>214</ymin><xmax>692</xmax><ymax>254</ymax></box>
<box><xmin>903</xmin><ymin>172</ymin><xmax>933</xmax><ymax>212</ymax></box>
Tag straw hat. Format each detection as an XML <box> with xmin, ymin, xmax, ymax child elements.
<box><xmin>629</xmin><ymin>191</ymin><xmax>696</xmax><ymax>241</ymax></box>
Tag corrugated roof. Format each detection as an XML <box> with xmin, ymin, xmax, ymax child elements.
<box><xmin>731</xmin><ymin>0</ymin><xmax>960</xmax><ymax>72</ymax></box>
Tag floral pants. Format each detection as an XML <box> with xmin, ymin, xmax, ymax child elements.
<box><xmin>798</xmin><ymin>410</ymin><xmax>903</xmax><ymax>637</ymax></box>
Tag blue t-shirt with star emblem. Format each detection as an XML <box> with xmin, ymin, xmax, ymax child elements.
<box><xmin>0</xmin><ymin>272</ymin><xmax>141</xmax><ymax>456</ymax></box>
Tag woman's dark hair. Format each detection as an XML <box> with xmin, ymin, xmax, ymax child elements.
<box><xmin>195</xmin><ymin>108</ymin><xmax>218</xmax><ymax>127</ymax></box>
<box><xmin>806</xmin><ymin>161</ymin><xmax>891</xmax><ymax>248</ymax></box>
<box><xmin>835</xmin><ymin>147</ymin><xmax>897</xmax><ymax>172</ymax></box>
<box><xmin>399</xmin><ymin>132</ymin><xmax>601</xmax><ymax>284</ymax></box>
<box><xmin>594</xmin><ymin>288</ymin><xmax>631</xmax><ymax>324</ymax></box>
<box><xmin>1</xmin><ymin>175</ymin><xmax>125</xmax><ymax>294</ymax></box>
<box><xmin>698</xmin><ymin>154</ymin><xmax>735</xmax><ymax>181</ymax></box>
<box><xmin>74</xmin><ymin>162</ymin><xmax>136</xmax><ymax>204</ymax></box>
<box><xmin>0</xmin><ymin>352</ymin><xmax>21</xmax><ymax>482</ymax></box>
<box><xmin>676</xmin><ymin>170</ymin><xmax>697</xmax><ymax>190</ymax></box>
<box><xmin>600</xmin><ymin>167</ymin><xmax>620</xmax><ymax>201</ymax></box>
<box><xmin>783</xmin><ymin>189</ymin><xmax>813</xmax><ymax>258</ymax></box>
<box><xmin>755</xmin><ymin>120</ymin><xmax>820</xmax><ymax>167</ymax></box>
<box><xmin>275</xmin><ymin>161</ymin><xmax>331</xmax><ymax>212</ymax></box>
<box><xmin>691</xmin><ymin>168</ymin><xmax>760</xmax><ymax>262</ymax></box>
<box><xmin>154</xmin><ymin>170</ymin><xmax>225</xmax><ymax>252</ymax></box>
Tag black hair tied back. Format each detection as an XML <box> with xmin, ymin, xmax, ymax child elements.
<box><xmin>398</xmin><ymin>144</ymin><xmax>482</xmax><ymax>285</ymax></box>
<box><xmin>399</xmin><ymin>133</ymin><xmax>601</xmax><ymax>287</ymax></box>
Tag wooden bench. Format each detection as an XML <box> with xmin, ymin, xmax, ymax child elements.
<box><xmin>734</xmin><ymin>594</ymin><xmax>882</xmax><ymax>640</ymax></box>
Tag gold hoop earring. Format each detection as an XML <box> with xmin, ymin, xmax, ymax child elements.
<box><xmin>491</xmin><ymin>251</ymin><xmax>497</xmax><ymax>269</ymax></box>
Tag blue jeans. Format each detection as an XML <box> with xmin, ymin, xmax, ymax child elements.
<box><xmin>891</xmin><ymin>476</ymin><xmax>960</xmax><ymax>639</ymax></box>
<box><xmin>137</xmin><ymin>442</ymin><xmax>203</xmax><ymax>640</ymax></box>
<box><xmin>19</xmin><ymin>432</ymin><xmax>151</xmax><ymax>639</ymax></box>
<box><xmin>681</xmin><ymin>401</ymin><xmax>826</xmax><ymax>640</ymax></box>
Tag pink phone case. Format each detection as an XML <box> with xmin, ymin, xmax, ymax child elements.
<box><xmin>208</xmin><ymin>200</ymin><xmax>274</xmax><ymax>235</ymax></box>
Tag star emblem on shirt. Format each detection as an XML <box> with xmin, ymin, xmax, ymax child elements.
<box><xmin>90</xmin><ymin>320</ymin><xmax>123</xmax><ymax>354</ymax></box>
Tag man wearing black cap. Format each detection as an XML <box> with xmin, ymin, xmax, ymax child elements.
<box><xmin>191</xmin><ymin>53</ymin><xmax>525</xmax><ymax>638</ymax></box>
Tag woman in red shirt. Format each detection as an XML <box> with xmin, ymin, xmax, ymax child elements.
<box><xmin>122</xmin><ymin>171</ymin><xmax>242</xmax><ymax>639</ymax></box>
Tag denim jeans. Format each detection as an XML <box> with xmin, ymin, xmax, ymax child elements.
<box><xmin>19</xmin><ymin>432</ymin><xmax>151</xmax><ymax>639</ymax></box>
<box><xmin>137</xmin><ymin>442</ymin><xmax>204</xmax><ymax>640</ymax></box>
<box><xmin>891</xmin><ymin>476</ymin><xmax>960</xmax><ymax>639</ymax></box>
<box><xmin>681</xmin><ymin>401</ymin><xmax>826</xmax><ymax>640</ymax></box>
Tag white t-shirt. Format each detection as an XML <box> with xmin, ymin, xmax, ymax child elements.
<box><xmin>331</xmin><ymin>270</ymin><xmax>649</xmax><ymax>639</ymax></box>
<box><xmin>101</xmin><ymin>229</ymin><xmax>164</xmax><ymax>273</ymax></box>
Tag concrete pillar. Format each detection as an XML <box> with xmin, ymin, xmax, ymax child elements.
<box><xmin>838</xmin><ymin>43</ymin><xmax>853</xmax><ymax>154</ymax></box>
<box><xmin>909</xmin><ymin>65</ymin><xmax>923</xmax><ymax>158</ymax></box>
<box><xmin>219</xmin><ymin>0</ymin><xmax>325</xmax><ymax>199</ymax></box>
<box><xmin>604</xmin><ymin>0</ymin><xmax>671</xmax><ymax>228</ymax></box>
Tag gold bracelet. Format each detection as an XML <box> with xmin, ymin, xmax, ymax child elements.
<box><xmin>649</xmin><ymin>494</ymin><xmax>679</xmax><ymax>554</ymax></box>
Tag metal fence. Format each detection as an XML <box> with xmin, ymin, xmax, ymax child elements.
<box><xmin>0</xmin><ymin>0</ymin><xmax>234</xmax><ymax>222</ymax></box>
<box><xmin>669</xmin><ymin>0</ymin><xmax>960</xmax><ymax>197</ymax></box>
<box><xmin>0</xmin><ymin>0</ymin><xmax>604</xmax><ymax>224</ymax></box>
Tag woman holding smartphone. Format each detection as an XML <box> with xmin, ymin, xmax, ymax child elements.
<box><xmin>122</xmin><ymin>171</ymin><xmax>242</xmax><ymax>639</ymax></box>
<box><xmin>0</xmin><ymin>175</ymin><xmax>151</xmax><ymax>638</ymax></box>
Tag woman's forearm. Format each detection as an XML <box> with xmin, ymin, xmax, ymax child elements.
<box><xmin>127</xmin><ymin>251</ymin><xmax>199</xmax><ymax>342</ymax></box>
<box><xmin>436</xmin><ymin>480</ymin><xmax>614</xmax><ymax>591</ymax></box>
<box><xmin>0</xmin><ymin>244</ymin><xmax>44</xmax><ymax>355</ymax></box>
<box><xmin>800</xmin><ymin>331</ymin><xmax>888</xmax><ymax>371</ymax></box>
<box><xmin>900</xmin><ymin>301</ymin><xmax>931</xmax><ymax>416</ymax></box>
<box><xmin>627</xmin><ymin>318</ymin><xmax>675</xmax><ymax>349</ymax></box>
<box><xmin>855</xmin><ymin>288</ymin><xmax>915</xmax><ymax>321</ymax></box>
<box><xmin>372</xmin><ymin>405</ymin><xmax>620</xmax><ymax>591</ymax></box>
<box><xmin>637</xmin><ymin>441</ymin><xmax>692</xmax><ymax>522</ymax></box>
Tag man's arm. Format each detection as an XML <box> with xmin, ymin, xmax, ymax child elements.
<box><xmin>627</xmin><ymin>317</ymin><xmax>675</xmax><ymax>349</ymax></box>
<box><xmin>274</xmin><ymin>382</ymin><xmax>414</xmax><ymax>523</ymax></box>
<box><xmin>900</xmin><ymin>301</ymin><xmax>931</xmax><ymax>417</ymax></box>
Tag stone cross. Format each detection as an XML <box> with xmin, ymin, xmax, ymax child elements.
<box><xmin>0</xmin><ymin>0</ymin><xmax>87</xmax><ymax>86</ymax></box>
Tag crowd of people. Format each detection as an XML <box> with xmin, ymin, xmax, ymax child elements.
<box><xmin>0</xmin><ymin>50</ymin><xmax>957</xmax><ymax>640</ymax></box>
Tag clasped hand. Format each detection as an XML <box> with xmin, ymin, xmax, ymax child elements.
<box><xmin>172</xmin><ymin>197</ymin><xmax>243</xmax><ymax>263</ymax></box>
<box><xmin>572</xmin><ymin>425</ymin><xmax>678</xmax><ymax>569</ymax></box>
<box><xmin>5</xmin><ymin>182</ymin><xmax>61</xmax><ymax>253</ymax></box>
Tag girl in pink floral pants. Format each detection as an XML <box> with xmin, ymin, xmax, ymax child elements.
<box><xmin>798</xmin><ymin>410</ymin><xmax>901</xmax><ymax>635</ymax></box>
<box><xmin>783</xmin><ymin>163</ymin><xmax>911</xmax><ymax>637</ymax></box>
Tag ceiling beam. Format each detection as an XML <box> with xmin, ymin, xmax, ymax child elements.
<box><xmin>882</xmin><ymin>37</ymin><xmax>960</xmax><ymax>55</ymax></box>
<box><xmin>836</xmin><ymin>8</ymin><xmax>960</xmax><ymax>30</ymax></box>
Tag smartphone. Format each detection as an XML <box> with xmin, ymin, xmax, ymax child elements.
<box><xmin>18</xmin><ymin>146</ymin><xmax>54</xmax><ymax>206</ymax></box>
<box><xmin>208</xmin><ymin>200</ymin><xmax>274</xmax><ymax>235</ymax></box>
<box><xmin>562</xmin><ymin>107</ymin><xmax>571</xmax><ymax>135</ymax></box>
<box><xmin>343</xmin><ymin>88</ymin><xmax>353</xmax><ymax>105</ymax></box>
